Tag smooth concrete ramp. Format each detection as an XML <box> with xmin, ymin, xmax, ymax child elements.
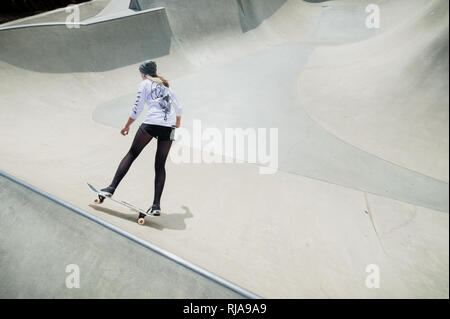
<box><xmin>0</xmin><ymin>172</ymin><xmax>250</xmax><ymax>298</ymax></box>
<box><xmin>0</xmin><ymin>0</ymin><xmax>448</xmax><ymax>298</ymax></box>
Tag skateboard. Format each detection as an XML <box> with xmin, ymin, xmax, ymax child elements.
<box><xmin>87</xmin><ymin>183</ymin><xmax>157</xmax><ymax>225</ymax></box>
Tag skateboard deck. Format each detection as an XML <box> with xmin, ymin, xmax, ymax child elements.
<box><xmin>87</xmin><ymin>183</ymin><xmax>157</xmax><ymax>225</ymax></box>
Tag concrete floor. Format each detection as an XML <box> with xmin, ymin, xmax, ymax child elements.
<box><xmin>0</xmin><ymin>173</ymin><xmax>247</xmax><ymax>298</ymax></box>
<box><xmin>0</xmin><ymin>0</ymin><xmax>448</xmax><ymax>298</ymax></box>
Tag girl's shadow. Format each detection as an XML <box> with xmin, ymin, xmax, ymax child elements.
<box><xmin>88</xmin><ymin>204</ymin><xmax>193</xmax><ymax>231</ymax></box>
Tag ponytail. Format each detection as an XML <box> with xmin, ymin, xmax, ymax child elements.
<box><xmin>145</xmin><ymin>74</ymin><xmax>170</xmax><ymax>88</ymax></box>
<box><xmin>158</xmin><ymin>75</ymin><xmax>169</xmax><ymax>88</ymax></box>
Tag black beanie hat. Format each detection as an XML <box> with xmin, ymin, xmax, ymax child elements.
<box><xmin>139</xmin><ymin>60</ymin><xmax>157</xmax><ymax>77</ymax></box>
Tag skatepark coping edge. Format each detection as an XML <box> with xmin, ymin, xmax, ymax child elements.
<box><xmin>0</xmin><ymin>169</ymin><xmax>261</xmax><ymax>299</ymax></box>
<box><xmin>0</xmin><ymin>6</ymin><xmax>165</xmax><ymax>31</ymax></box>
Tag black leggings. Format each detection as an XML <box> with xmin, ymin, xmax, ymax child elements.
<box><xmin>109</xmin><ymin>127</ymin><xmax>172</xmax><ymax>206</ymax></box>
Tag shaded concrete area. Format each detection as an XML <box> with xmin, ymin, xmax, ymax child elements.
<box><xmin>0</xmin><ymin>173</ymin><xmax>247</xmax><ymax>298</ymax></box>
<box><xmin>0</xmin><ymin>8</ymin><xmax>172</xmax><ymax>72</ymax></box>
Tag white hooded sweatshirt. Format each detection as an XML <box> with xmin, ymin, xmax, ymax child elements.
<box><xmin>130</xmin><ymin>78</ymin><xmax>182</xmax><ymax>127</ymax></box>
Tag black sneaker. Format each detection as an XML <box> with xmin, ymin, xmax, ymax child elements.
<box><xmin>100</xmin><ymin>186</ymin><xmax>115</xmax><ymax>197</ymax></box>
<box><xmin>150</xmin><ymin>204</ymin><xmax>161</xmax><ymax>216</ymax></box>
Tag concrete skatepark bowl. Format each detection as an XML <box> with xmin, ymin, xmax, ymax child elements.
<box><xmin>0</xmin><ymin>0</ymin><xmax>448</xmax><ymax>298</ymax></box>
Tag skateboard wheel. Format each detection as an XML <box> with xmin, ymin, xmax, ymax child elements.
<box><xmin>137</xmin><ymin>218</ymin><xmax>145</xmax><ymax>225</ymax></box>
<box><xmin>95</xmin><ymin>195</ymin><xmax>105</xmax><ymax>204</ymax></box>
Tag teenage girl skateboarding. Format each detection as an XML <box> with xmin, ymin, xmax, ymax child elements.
<box><xmin>100</xmin><ymin>60</ymin><xmax>182</xmax><ymax>217</ymax></box>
